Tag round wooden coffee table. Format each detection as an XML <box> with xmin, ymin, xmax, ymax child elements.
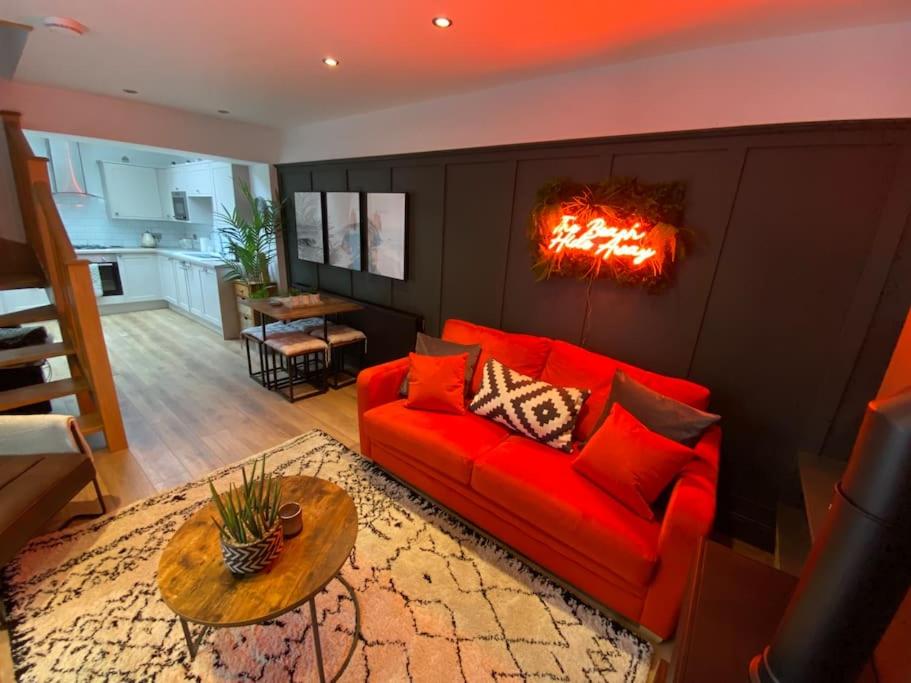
<box><xmin>157</xmin><ymin>475</ymin><xmax>358</xmax><ymax>682</ymax></box>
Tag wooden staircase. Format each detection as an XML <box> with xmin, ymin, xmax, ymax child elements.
<box><xmin>0</xmin><ymin>110</ymin><xmax>127</xmax><ymax>451</ymax></box>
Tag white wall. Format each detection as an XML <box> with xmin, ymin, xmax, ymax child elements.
<box><xmin>1</xmin><ymin>79</ymin><xmax>282</xmax><ymax>163</ymax></box>
<box><xmin>281</xmin><ymin>21</ymin><xmax>911</xmax><ymax>163</ymax></box>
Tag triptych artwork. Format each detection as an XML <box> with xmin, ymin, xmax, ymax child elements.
<box><xmin>293</xmin><ymin>191</ymin><xmax>406</xmax><ymax>281</ymax></box>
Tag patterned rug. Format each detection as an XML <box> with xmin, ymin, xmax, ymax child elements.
<box><xmin>3</xmin><ymin>430</ymin><xmax>652</xmax><ymax>682</ymax></box>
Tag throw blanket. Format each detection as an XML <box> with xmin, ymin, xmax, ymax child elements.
<box><xmin>0</xmin><ymin>414</ymin><xmax>89</xmax><ymax>456</ymax></box>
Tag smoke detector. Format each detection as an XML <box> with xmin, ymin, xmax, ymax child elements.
<box><xmin>42</xmin><ymin>17</ymin><xmax>88</xmax><ymax>36</ymax></box>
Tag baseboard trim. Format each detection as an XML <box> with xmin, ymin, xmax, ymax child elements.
<box><xmin>98</xmin><ymin>300</ymin><xmax>168</xmax><ymax>315</ymax></box>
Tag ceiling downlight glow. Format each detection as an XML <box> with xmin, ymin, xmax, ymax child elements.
<box><xmin>322</xmin><ymin>57</ymin><xmax>340</xmax><ymax>67</ymax></box>
<box><xmin>432</xmin><ymin>17</ymin><xmax>453</xmax><ymax>28</ymax></box>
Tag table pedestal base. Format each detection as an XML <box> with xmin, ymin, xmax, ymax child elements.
<box><xmin>177</xmin><ymin>574</ymin><xmax>361</xmax><ymax>683</ymax></box>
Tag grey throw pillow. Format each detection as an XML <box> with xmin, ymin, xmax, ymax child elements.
<box><xmin>399</xmin><ymin>333</ymin><xmax>482</xmax><ymax>396</ymax></box>
<box><xmin>596</xmin><ymin>369</ymin><xmax>720</xmax><ymax>446</ymax></box>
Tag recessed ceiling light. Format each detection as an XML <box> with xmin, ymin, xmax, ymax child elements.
<box><xmin>432</xmin><ymin>16</ymin><xmax>453</xmax><ymax>28</ymax></box>
<box><xmin>322</xmin><ymin>57</ymin><xmax>340</xmax><ymax>67</ymax></box>
<box><xmin>122</xmin><ymin>88</ymin><xmax>139</xmax><ymax>95</ymax></box>
<box><xmin>217</xmin><ymin>109</ymin><xmax>230</xmax><ymax>114</ymax></box>
<box><xmin>43</xmin><ymin>16</ymin><xmax>88</xmax><ymax>35</ymax></box>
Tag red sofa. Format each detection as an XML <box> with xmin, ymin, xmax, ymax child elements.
<box><xmin>357</xmin><ymin>319</ymin><xmax>720</xmax><ymax>639</ymax></box>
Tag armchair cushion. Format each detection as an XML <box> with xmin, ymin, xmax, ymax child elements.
<box><xmin>399</xmin><ymin>333</ymin><xmax>481</xmax><ymax>396</ymax></box>
<box><xmin>573</xmin><ymin>404</ymin><xmax>696</xmax><ymax>520</ymax></box>
<box><xmin>0</xmin><ymin>414</ymin><xmax>88</xmax><ymax>456</ymax></box>
<box><xmin>405</xmin><ymin>352</ymin><xmax>468</xmax><ymax>415</ymax></box>
<box><xmin>600</xmin><ymin>370</ymin><xmax>720</xmax><ymax>446</ymax></box>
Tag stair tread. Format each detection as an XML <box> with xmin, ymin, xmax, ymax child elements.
<box><xmin>0</xmin><ymin>304</ymin><xmax>58</xmax><ymax>327</ymax></box>
<box><xmin>0</xmin><ymin>272</ymin><xmax>46</xmax><ymax>290</ymax></box>
<box><xmin>0</xmin><ymin>377</ymin><xmax>88</xmax><ymax>412</ymax></box>
<box><xmin>0</xmin><ymin>341</ymin><xmax>72</xmax><ymax>368</ymax></box>
<box><xmin>75</xmin><ymin>412</ymin><xmax>103</xmax><ymax>435</ymax></box>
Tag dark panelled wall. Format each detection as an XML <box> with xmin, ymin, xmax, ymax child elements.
<box><xmin>277</xmin><ymin>120</ymin><xmax>911</xmax><ymax>549</ymax></box>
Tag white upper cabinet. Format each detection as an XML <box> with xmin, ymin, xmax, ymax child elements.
<box><xmin>100</xmin><ymin>162</ymin><xmax>164</xmax><ymax>220</ymax></box>
<box><xmin>184</xmin><ymin>167</ymin><xmax>214</xmax><ymax>197</ymax></box>
<box><xmin>157</xmin><ymin>169</ymin><xmax>174</xmax><ymax>221</ymax></box>
<box><xmin>163</xmin><ymin>163</ymin><xmax>215</xmax><ymax>197</ymax></box>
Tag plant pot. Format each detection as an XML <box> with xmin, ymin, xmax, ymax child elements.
<box><xmin>220</xmin><ymin>522</ymin><xmax>284</xmax><ymax>575</ymax></box>
<box><xmin>279</xmin><ymin>502</ymin><xmax>303</xmax><ymax>538</ymax></box>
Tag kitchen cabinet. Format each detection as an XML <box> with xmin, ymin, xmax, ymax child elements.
<box><xmin>163</xmin><ymin>163</ymin><xmax>214</xmax><ymax>197</ymax></box>
<box><xmin>77</xmin><ymin>249</ymin><xmax>236</xmax><ymax>338</ymax></box>
<box><xmin>158</xmin><ymin>256</ymin><xmax>177</xmax><ymax>304</ymax></box>
<box><xmin>185</xmin><ymin>167</ymin><xmax>214</xmax><ymax>197</ymax></box>
<box><xmin>157</xmin><ymin>170</ymin><xmax>176</xmax><ymax>221</ymax></box>
<box><xmin>157</xmin><ymin>165</ymin><xmax>216</xmax><ymax>222</ymax></box>
<box><xmin>118</xmin><ymin>254</ymin><xmax>161</xmax><ymax>302</ymax></box>
<box><xmin>174</xmin><ymin>261</ymin><xmax>190</xmax><ymax>311</ymax></box>
<box><xmin>199</xmin><ymin>265</ymin><xmax>223</xmax><ymax>327</ymax></box>
<box><xmin>100</xmin><ymin>162</ymin><xmax>164</xmax><ymax>220</ymax></box>
<box><xmin>187</xmin><ymin>263</ymin><xmax>205</xmax><ymax>317</ymax></box>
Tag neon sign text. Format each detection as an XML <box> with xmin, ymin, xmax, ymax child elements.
<box><xmin>547</xmin><ymin>215</ymin><xmax>657</xmax><ymax>266</ymax></box>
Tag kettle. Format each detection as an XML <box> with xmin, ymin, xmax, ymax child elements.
<box><xmin>141</xmin><ymin>231</ymin><xmax>159</xmax><ymax>248</ymax></box>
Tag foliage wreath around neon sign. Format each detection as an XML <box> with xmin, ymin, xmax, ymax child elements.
<box><xmin>530</xmin><ymin>177</ymin><xmax>688</xmax><ymax>291</ymax></box>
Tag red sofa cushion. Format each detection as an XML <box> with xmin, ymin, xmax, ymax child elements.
<box><xmin>540</xmin><ymin>340</ymin><xmax>711</xmax><ymax>441</ymax></box>
<box><xmin>471</xmin><ymin>435</ymin><xmax>659</xmax><ymax>587</ymax></box>
<box><xmin>442</xmin><ymin>319</ymin><xmax>553</xmax><ymax>395</ymax></box>
<box><xmin>363</xmin><ymin>400</ymin><xmax>510</xmax><ymax>485</ymax></box>
<box><xmin>406</xmin><ymin>352</ymin><xmax>468</xmax><ymax>415</ymax></box>
<box><xmin>573</xmin><ymin>404</ymin><xmax>696</xmax><ymax>521</ymax></box>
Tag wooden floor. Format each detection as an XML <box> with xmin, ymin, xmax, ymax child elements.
<box><xmin>1</xmin><ymin>308</ymin><xmax>772</xmax><ymax>682</ymax></box>
<box><xmin>51</xmin><ymin>308</ymin><xmax>361</xmax><ymax>513</ymax></box>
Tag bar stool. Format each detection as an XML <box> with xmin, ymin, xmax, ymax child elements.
<box><xmin>309</xmin><ymin>324</ymin><xmax>366</xmax><ymax>389</ymax></box>
<box><xmin>241</xmin><ymin>317</ymin><xmax>323</xmax><ymax>387</ymax></box>
<box><xmin>263</xmin><ymin>332</ymin><xmax>330</xmax><ymax>401</ymax></box>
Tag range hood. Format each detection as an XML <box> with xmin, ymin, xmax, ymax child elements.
<box><xmin>46</xmin><ymin>139</ymin><xmax>102</xmax><ymax>198</ymax></box>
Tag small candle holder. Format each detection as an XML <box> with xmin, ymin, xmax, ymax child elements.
<box><xmin>279</xmin><ymin>502</ymin><xmax>302</xmax><ymax>538</ymax></box>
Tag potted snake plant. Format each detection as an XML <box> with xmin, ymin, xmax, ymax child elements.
<box><xmin>209</xmin><ymin>454</ymin><xmax>284</xmax><ymax>575</ymax></box>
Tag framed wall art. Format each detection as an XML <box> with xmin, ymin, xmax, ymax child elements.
<box><xmin>325</xmin><ymin>191</ymin><xmax>362</xmax><ymax>270</ymax></box>
<box><xmin>293</xmin><ymin>191</ymin><xmax>325</xmax><ymax>264</ymax></box>
<box><xmin>366</xmin><ymin>192</ymin><xmax>407</xmax><ymax>280</ymax></box>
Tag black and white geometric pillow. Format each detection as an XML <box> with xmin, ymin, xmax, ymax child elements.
<box><xmin>469</xmin><ymin>358</ymin><xmax>589</xmax><ymax>452</ymax></box>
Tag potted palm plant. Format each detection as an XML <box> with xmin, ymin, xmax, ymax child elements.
<box><xmin>209</xmin><ymin>454</ymin><xmax>284</xmax><ymax>575</ymax></box>
<box><xmin>217</xmin><ymin>183</ymin><xmax>283</xmax><ymax>301</ymax></box>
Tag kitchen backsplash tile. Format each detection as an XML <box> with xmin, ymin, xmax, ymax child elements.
<box><xmin>55</xmin><ymin>194</ymin><xmax>213</xmax><ymax>248</ymax></box>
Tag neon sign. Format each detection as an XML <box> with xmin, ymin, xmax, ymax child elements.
<box><xmin>530</xmin><ymin>177</ymin><xmax>687</xmax><ymax>289</ymax></box>
<box><xmin>547</xmin><ymin>215</ymin><xmax>657</xmax><ymax>266</ymax></box>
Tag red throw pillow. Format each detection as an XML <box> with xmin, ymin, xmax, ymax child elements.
<box><xmin>572</xmin><ymin>403</ymin><xmax>695</xmax><ymax>520</ymax></box>
<box><xmin>406</xmin><ymin>352</ymin><xmax>468</xmax><ymax>415</ymax></box>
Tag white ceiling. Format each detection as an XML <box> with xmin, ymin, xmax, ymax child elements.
<box><xmin>2</xmin><ymin>0</ymin><xmax>910</xmax><ymax>129</ymax></box>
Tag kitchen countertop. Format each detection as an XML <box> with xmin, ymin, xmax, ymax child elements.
<box><xmin>74</xmin><ymin>247</ymin><xmax>229</xmax><ymax>267</ymax></box>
